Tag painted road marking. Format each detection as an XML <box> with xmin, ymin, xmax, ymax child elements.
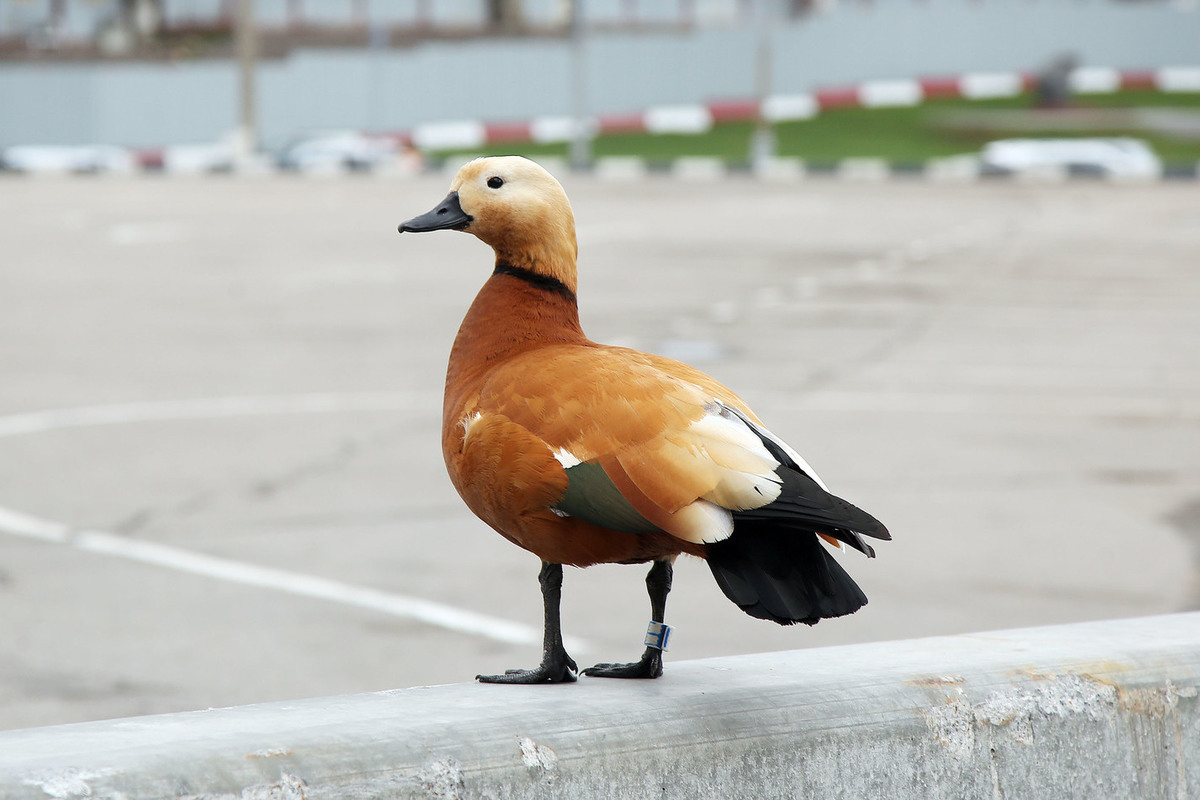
<box><xmin>0</xmin><ymin>393</ymin><xmax>590</xmax><ymax>652</ymax></box>
<box><xmin>0</xmin><ymin>502</ymin><xmax>592</xmax><ymax>651</ymax></box>
<box><xmin>0</xmin><ymin>391</ymin><xmax>438</xmax><ymax>439</ymax></box>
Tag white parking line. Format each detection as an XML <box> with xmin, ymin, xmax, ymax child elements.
<box><xmin>0</xmin><ymin>394</ymin><xmax>590</xmax><ymax>653</ymax></box>
<box><xmin>0</xmin><ymin>501</ymin><xmax>592</xmax><ymax>651</ymax></box>
<box><xmin>0</xmin><ymin>391</ymin><xmax>438</xmax><ymax>439</ymax></box>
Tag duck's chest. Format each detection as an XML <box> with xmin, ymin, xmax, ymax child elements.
<box><xmin>439</xmin><ymin>273</ymin><xmax>587</xmax><ymax>478</ymax></box>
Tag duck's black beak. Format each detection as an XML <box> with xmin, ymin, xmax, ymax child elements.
<box><xmin>398</xmin><ymin>191</ymin><xmax>472</xmax><ymax>233</ymax></box>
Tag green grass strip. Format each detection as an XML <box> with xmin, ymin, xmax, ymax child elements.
<box><xmin>432</xmin><ymin>90</ymin><xmax>1200</xmax><ymax>164</ymax></box>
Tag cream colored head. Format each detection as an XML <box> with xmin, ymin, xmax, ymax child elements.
<box><xmin>400</xmin><ymin>156</ymin><xmax>579</xmax><ymax>295</ymax></box>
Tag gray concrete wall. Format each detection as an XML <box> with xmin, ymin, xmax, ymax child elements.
<box><xmin>1</xmin><ymin>613</ymin><xmax>1197</xmax><ymax>799</ymax></box>
<box><xmin>0</xmin><ymin>0</ymin><xmax>1198</xmax><ymax>148</ymax></box>
<box><xmin>0</xmin><ymin>0</ymin><xmax>493</xmax><ymax>38</ymax></box>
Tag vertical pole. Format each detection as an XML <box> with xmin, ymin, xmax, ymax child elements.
<box><xmin>48</xmin><ymin>0</ymin><xmax>66</xmax><ymax>46</ymax></box>
<box><xmin>680</xmin><ymin>0</ymin><xmax>694</xmax><ymax>26</ymax></box>
<box><xmin>750</xmin><ymin>0</ymin><xmax>776</xmax><ymax>170</ymax></box>
<box><xmin>368</xmin><ymin>7</ymin><xmax>388</xmax><ymax>135</ymax></box>
<box><xmin>235</xmin><ymin>0</ymin><xmax>258</xmax><ymax>161</ymax></box>
<box><xmin>568</xmin><ymin>0</ymin><xmax>591</xmax><ymax>171</ymax></box>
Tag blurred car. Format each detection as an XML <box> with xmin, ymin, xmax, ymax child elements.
<box><xmin>0</xmin><ymin>144</ymin><xmax>135</xmax><ymax>174</ymax></box>
<box><xmin>980</xmin><ymin>137</ymin><xmax>1162</xmax><ymax>179</ymax></box>
<box><xmin>160</xmin><ymin>140</ymin><xmax>237</xmax><ymax>174</ymax></box>
<box><xmin>276</xmin><ymin>131</ymin><xmax>399</xmax><ymax>173</ymax></box>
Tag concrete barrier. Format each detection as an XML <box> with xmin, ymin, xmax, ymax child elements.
<box><xmin>2</xmin><ymin>613</ymin><xmax>1197</xmax><ymax>799</ymax></box>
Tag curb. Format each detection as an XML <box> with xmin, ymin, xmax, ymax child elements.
<box><xmin>2</xmin><ymin>65</ymin><xmax>1197</xmax><ymax>179</ymax></box>
<box><xmin>402</xmin><ymin>65</ymin><xmax>1200</xmax><ymax>150</ymax></box>
<box><xmin>2</xmin><ymin>613</ymin><xmax>1198</xmax><ymax>800</ymax></box>
<box><xmin>3</xmin><ymin>154</ymin><xmax>1196</xmax><ymax>182</ymax></box>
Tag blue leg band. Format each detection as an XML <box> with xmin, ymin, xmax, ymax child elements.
<box><xmin>644</xmin><ymin>620</ymin><xmax>672</xmax><ymax>651</ymax></box>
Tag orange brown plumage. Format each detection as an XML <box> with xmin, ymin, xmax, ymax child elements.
<box><xmin>399</xmin><ymin>156</ymin><xmax>890</xmax><ymax>683</ymax></box>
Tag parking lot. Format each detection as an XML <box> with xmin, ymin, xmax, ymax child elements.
<box><xmin>1</xmin><ymin>171</ymin><xmax>1197</xmax><ymax>731</ymax></box>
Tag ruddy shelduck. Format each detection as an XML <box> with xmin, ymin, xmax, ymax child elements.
<box><xmin>399</xmin><ymin>156</ymin><xmax>889</xmax><ymax>683</ymax></box>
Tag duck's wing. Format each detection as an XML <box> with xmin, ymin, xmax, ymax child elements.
<box><xmin>467</xmin><ymin>345</ymin><xmax>888</xmax><ymax>551</ymax></box>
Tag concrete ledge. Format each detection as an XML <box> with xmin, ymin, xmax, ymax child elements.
<box><xmin>2</xmin><ymin>613</ymin><xmax>1198</xmax><ymax>799</ymax></box>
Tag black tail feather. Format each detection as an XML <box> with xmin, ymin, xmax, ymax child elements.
<box><xmin>716</xmin><ymin>403</ymin><xmax>890</xmax><ymax>554</ymax></box>
<box><xmin>697</xmin><ymin>403</ymin><xmax>888</xmax><ymax>625</ymax></box>
<box><xmin>706</xmin><ymin>527</ymin><xmax>869</xmax><ymax>625</ymax></box>
<box><xmin>735</xmin><ymin>469</ymin><xmax>890</xmax><ymax>556</ymax></box>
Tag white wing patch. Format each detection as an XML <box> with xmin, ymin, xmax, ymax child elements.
<box><xmin>461</xmin><ymin>411</ymin><xmax>484</xmax><ymax>438</ymax></box>
<box><xmin>671</xmin><ymin>499</ymin><xmax>735</xmax><ymax>544</ymax></box>
<box><xmin>687</xmin><ymin>402</ymin><xmax>783</xmax><ymax>511</ymax></box>
<box><xmin>552</xmin><ymin>447</ymin><xmax>582</xmax><ymax>468</ymax></box>
<box><xmin>711</xmin><ymin>400</ymin><xmax>830</xmax><ymax>492</ymax></box>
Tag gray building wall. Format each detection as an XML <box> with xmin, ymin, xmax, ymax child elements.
<box><xmin>1</xmin><ymin>0</ymin><xmax>1197</xmax><ymax>148</ymax></box>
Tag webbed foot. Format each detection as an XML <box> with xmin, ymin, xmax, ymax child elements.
<box><xmin>477</xmin><ymin>653</ymin><xmax>578</xmax><ymax>684</ymax></box>
<box><xmin>582</xmin><ymin>649</ymin><xmax>662</xmax><ymax>680</ymax></box>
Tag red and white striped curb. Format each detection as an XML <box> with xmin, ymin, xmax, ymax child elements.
<box><xmin>3</xmin><ymin>65</ymin><xmax>1196</xmax><ymax>175</ymax></box>
<box><xmin>398</xmin><ymin>65</ymin><xmax>1200</xmax><ymax>151</ymax></box>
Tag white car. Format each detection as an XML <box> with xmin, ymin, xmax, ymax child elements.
<box><xmin>981</xmin><ymin>137</ymin><xmax>1162</xmax><ymax>179</ymax></box>
<box><xmin>1</xmin><ymin>144</ymin><xmax>135</xmax><ymax>174</ymax></box>
<box><xmin>277</xmin><ymin>131</ymin><xmax>399</xmax><ymax>173</ymax></box>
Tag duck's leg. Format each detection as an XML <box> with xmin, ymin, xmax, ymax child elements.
<box><xmin>477</xmin><ymin>561</ymin><xmax>578</xmax><ymax>684</ymax></box>
<box><xmin>583</xmin><ymin>558</ymin><xmax>672</xmax><ymax>679</ymax></box>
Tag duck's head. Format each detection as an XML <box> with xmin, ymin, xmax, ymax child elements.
<box><xmin>399</xmin><ymin>156</ymin><xmax>578</xmax><ymax>294</ymax></box>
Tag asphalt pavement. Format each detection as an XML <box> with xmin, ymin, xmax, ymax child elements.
<box><xmin>1</xmin><ymin>171</ymin><xmax>1197</xmax><ymax>730</ymax></box>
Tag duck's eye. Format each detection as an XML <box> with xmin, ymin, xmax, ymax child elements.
<box><xmin>486</xmin><ymin>176</ymin><xmax>504</xmax><ymax>189</ymax></box>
